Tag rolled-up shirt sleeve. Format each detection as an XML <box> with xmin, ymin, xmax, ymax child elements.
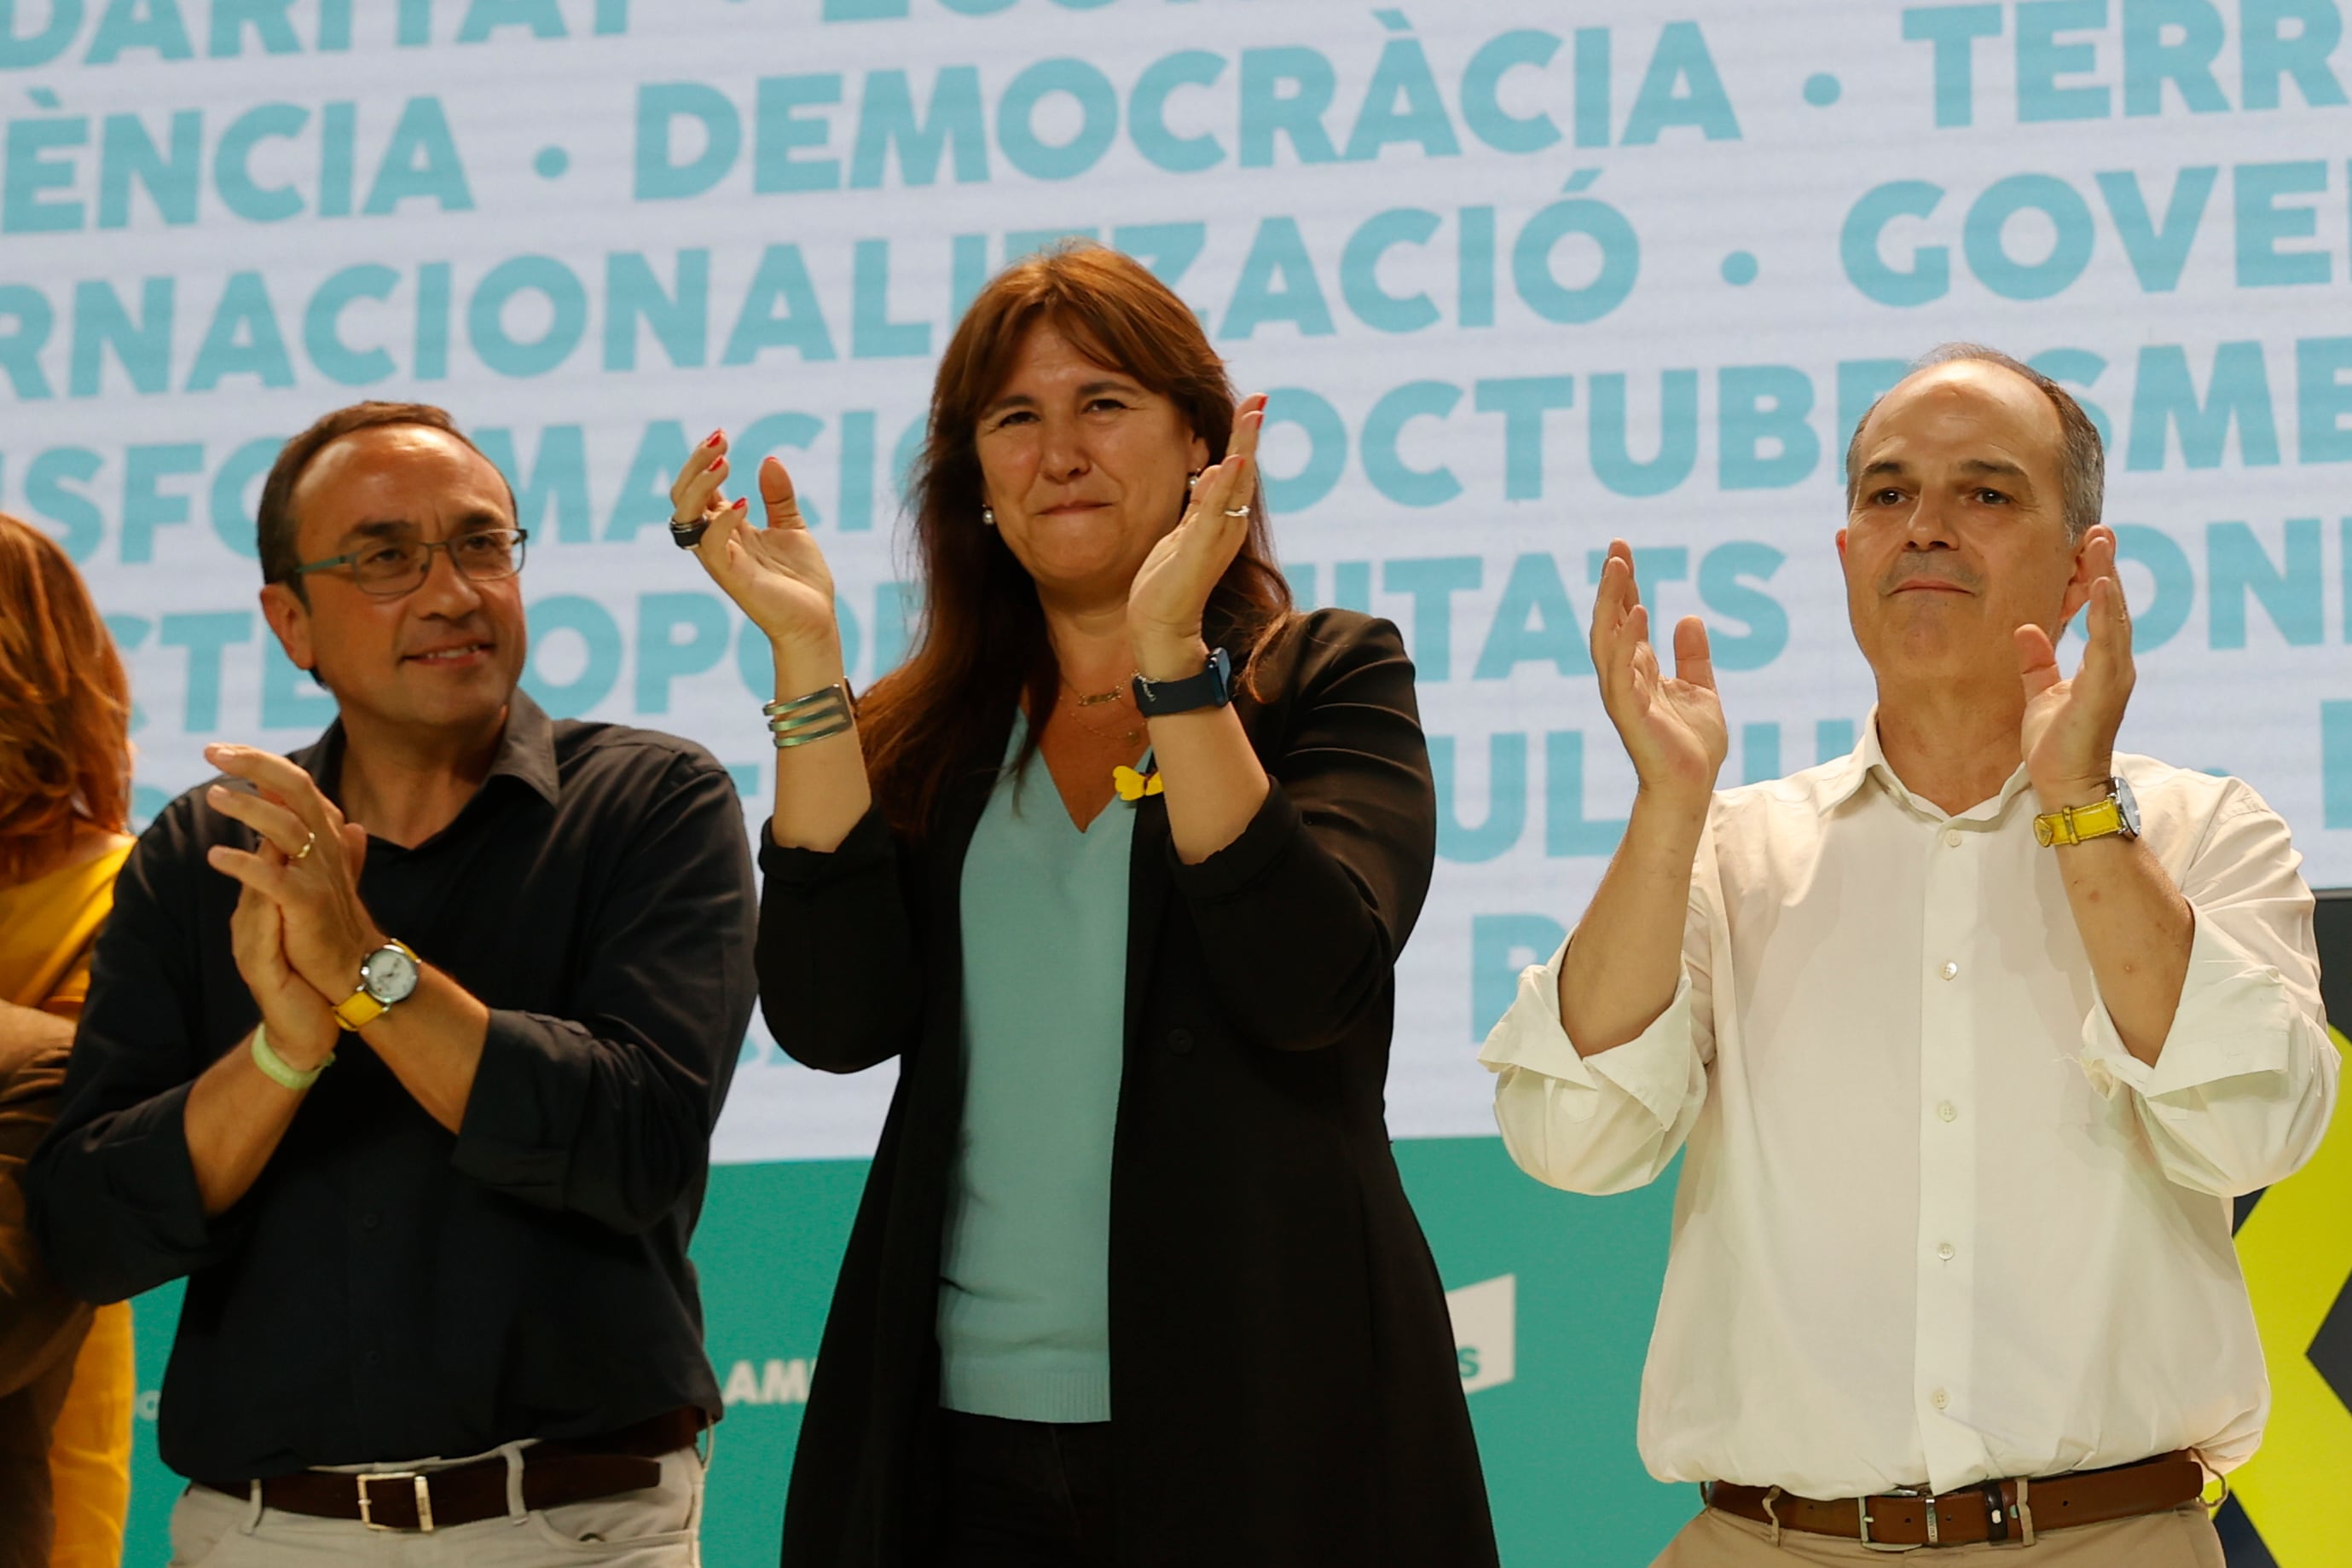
<box><xmin>1480</xmin><ymin>851</ymin><xmax>1718</xmax><ymax>1196</ymax></box>
<box><xmin>453</xmin><ymin>754</ymin><xmax>756</xmax><ymax>1234</ymax></box>
<box><xmin>2075</xmin><ymin>781</ymin><xmax>2338</xmax><ymax>1197</ymax></box>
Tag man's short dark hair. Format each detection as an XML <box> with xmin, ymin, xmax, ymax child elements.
<box><xmin>1843</xmin><ymin>345</ymin><xmax>2106</xmax><ymax>542</ymax></box>
<box><xmin>257</xmin><ymin>401</ymin><xmax>513</xmax><ymax>599</ymax></box>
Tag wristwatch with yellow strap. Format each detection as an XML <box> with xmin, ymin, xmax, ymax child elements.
<box><xmin>2032</xmin><ymin>775</ymin><xmax>2141</xmax><ymax>848</ymax></box>
<box><xmin>333</xmin><ymin>940</ymin><xmax>421</xmax><ymax>1031</ymax></box>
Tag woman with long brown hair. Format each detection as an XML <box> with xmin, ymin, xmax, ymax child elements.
<box><xmin>675</xmin><ymin>243</ymin><xmax>1495</xmax><ymax>1566</ymax></box>
<box><xmin>0</xmin><ymin>512</ymin><xmax>136</xmax><ymax>1568</ymax></box>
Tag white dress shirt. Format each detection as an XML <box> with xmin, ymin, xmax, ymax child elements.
<box><xmin>1480</xmin><ymin>716</ymin><xmax>2338</xmax><ymax>1499</ymax></box>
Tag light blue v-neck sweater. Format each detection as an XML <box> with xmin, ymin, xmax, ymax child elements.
<box><xmin>936</xmin><ymin>719</ymin><xmax>1137</xmax><ymax>1423</ymax></box>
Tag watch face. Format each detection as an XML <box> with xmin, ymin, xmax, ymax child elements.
<box><xmin>2112</xmin><ymin>775</ymin><xmax>2142</xmax><ymax>837</ymax></box>
<box><xmin>362</xmin><ymin>945</ymin><xmax>420</xmax><ymax>1005</ymax></box>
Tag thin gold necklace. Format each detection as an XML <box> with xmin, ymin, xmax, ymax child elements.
<box><xmin>1061</xmin><ymin>684</ymin><xmax>1144</xmax><ymax>746</ymax></box>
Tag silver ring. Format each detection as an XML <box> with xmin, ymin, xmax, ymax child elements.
<box><xmin>1222</xmin><ymin>505</ymin><xmax>1251</xmax><ymax>519</ymax></box>
<box><xmin>290</xmin><ymin>830</ymin><xmax>316</xmax><ymax>864</ymax></box>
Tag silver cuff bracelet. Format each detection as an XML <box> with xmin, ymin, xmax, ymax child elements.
<box><xmin>764</xmin><ymin>681</ymin><xmax>854</xmax><ymax>749</ymax></box>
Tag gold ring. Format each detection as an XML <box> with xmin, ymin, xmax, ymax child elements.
<box><xmin>291</xmin><ymin>831</ymin><xmax>316</xmax><ymax>863</ymax></box>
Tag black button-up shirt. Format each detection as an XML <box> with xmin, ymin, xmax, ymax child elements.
<box><xmin>26</xmin><ymin>694</ymin><xmax>756</xmax><ymax>1479</ymax></box>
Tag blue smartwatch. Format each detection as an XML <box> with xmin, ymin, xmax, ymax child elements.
<box><xmin>1131</xmin><ymin>647</ymin><xmax>1234</xmax><ymax>717</ymax></box>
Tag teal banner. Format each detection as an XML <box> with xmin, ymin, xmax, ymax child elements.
<box><xmin>120</xmin><ymin>1137</ymin><xmax>1693</xmax><ymax>1565</ymax></box>
<box><xmin>111</xmin><ymin>1097</ymin><xmax>2352</xmax><ymax>1565</ymax></box>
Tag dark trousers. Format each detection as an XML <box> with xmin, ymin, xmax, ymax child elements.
<box><xmin>934</xmin><ymin>1411</ymin><xmax>1114</xmax><ymax>1567</ymax></box>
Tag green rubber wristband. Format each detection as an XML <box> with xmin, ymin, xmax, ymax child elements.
<box><xmin>250</xmin><ymin>1021</ymin><xmax>331</xmax><ymax>1091</ymax></box>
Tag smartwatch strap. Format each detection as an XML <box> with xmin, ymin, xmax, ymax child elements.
<box><xmin>2033</xmin><ymin>791</ymin><xmax>2128</xmax><ymax>848</ymax></box>
<box><xmin>1131</xmin><ymin>647</ymin><xmax>1234</xmax><ymax>718</ymax></box>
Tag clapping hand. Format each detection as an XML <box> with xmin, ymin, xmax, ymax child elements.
<box><xmin>226</xmin><ymin>882</ymin><xmax>340</xmax><ymax>1073</ymax></box>
<box><xmin>673</xmin><ymin>431</ymin><xmax>841</xmax><ymax>660</ymax></box>
<box><xmin>1127</xmin><ymin>394</ymin><xmax>1266</xmax><ymax>682</ymax></box>
<box><xmin>203</xmin><ymin>747</ymin><xmax>381</xmax><ymax>1004</ymax></box>
<box><xmin>1589</xmin><ymin>540</ymin><xmax>1728</xmax><ymax>807</ymax></box>
<box><xmin>203</xmin><ymin>749</ymin><xmax>374</xmax><ymax>1071</ymax></box>
<box><xmin>2016</xmin><ymin>527</ymin><xmax>2133</xmax><ymax>807</ymax></box>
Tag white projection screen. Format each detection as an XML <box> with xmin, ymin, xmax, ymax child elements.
<box><xmin>5</xmin><ymin>0</ymin><xmax>2346</xmax><ymax>1160</ymax></box>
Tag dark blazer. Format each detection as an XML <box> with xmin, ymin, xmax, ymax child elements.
<box><xmin>758</xmin><ymin>609</ymin><xmax>1498</xmax><ymax>1568</ymax></box>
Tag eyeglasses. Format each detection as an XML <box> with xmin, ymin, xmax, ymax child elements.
<box><xmin>284</xmin><ymin>529</ymin><xmax>530</xmax><ymax>599</ymax></box>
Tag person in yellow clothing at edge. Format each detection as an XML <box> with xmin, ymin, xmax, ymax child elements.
<box><xmin>0</xmin><ymin>512</ymin><xmax>136</xmax><ymax>1568</ymax></box>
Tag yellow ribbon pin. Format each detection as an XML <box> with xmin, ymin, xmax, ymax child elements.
<box><xmin>1112</xmin><ymin>765</ymin><xmax>1163</xmax><ymax>801</ymax></box>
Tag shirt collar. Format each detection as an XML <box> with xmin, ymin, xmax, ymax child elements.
<box><xmin>1813</xmin><ymin>705</ymin><xmax>2035</xmax><ymax>823</ymax></box>
<box><xmin>294</xmin><ymin>690</ymin><xmax>561</xmax><ymax>809</ymax></box>
<box><xmin>486</xmin><ymin>691</ymin><xmax>561</xmax><ymax>803</ymax></box>
<box><xmin>1812</xmin><ymin>714</ymin><xmax>1880</xmax><ymax>813</ymax></box>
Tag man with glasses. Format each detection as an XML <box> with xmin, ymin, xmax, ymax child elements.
<box><xmin>28</xmin><ymin>401</ymin><xmax>756</xmax><ymax>1565</ymax></box>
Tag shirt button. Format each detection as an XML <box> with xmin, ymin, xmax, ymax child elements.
<box><xmin>1944</xmin><ymin>829</ymin><xmax>1962</xmax><ymax>848</ymax></box>
<box><xmin>360</xmin><ymin>1212</ymin><xmax>381</xmax><ymax>1232</ymax></box>
<box><xmin>1937</xmin><ymin>1241</ymin><xmax>1955</xmax><ymax>1261</ymax></box>
<box><xmin>1932</xmin><ymin>1388</ymin><xmax>1950</xmax><ymax>1410</ymax></box>
<box><xmin>1937</xmin><ymin>1101</ymin><xmax>1958</xmax><ymax>1123</ymax></box>
<box><xmin>1940</xmin><ymin>961</ymin><xmax>1959</xmax><ymax>981</ymax></box>
<box><xmin>1167</xmin><ymin>1028</ymin><xmax>1194</xmax><ymax>1056</ymax></box>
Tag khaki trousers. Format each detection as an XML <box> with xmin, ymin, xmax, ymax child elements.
<box><xmin>1654</xmin><ymin>1502</ymin><xmax>2224</xmax><ymax>1567</ymax></box>
<box><xmin>165</xmin><ymin>1444</ymin><xmax>705</xmax><ymax>1567</ymax></box>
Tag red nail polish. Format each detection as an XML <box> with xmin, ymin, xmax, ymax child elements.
<box><xmin>732</xmin><ymin>497</ymin><xmax>749</xmax><ymax>509</ymax></box>
<box><xmin>707</xmin><ymin>458</ymin><xmax>723</xmax><ymax>473</ymax></box>
<box><xmin>704</xmin><ymin>431</ymin><xmax>722</xmax><ymax>448</ymax></box>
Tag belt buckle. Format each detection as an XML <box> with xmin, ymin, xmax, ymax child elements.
<box><xmin>357</xmin><ymin>1470</ymin><xmax>434</xmax><ymax>1532</ymax></box>
<box><xmin>1859</xmin><ymin>1484</ymin><xmax>1932</xmax><ymax>1553</ymax></box>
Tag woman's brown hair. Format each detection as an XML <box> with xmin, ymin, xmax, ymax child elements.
<box><xmin>0</xmin><ymin>514</ymin><xmax>132</xmax><ymax>881</ymax></box>
<box><xmin>859</xmin><ymin>243</ymin><xmax>1295</xmax><ymax>837</ymax></box>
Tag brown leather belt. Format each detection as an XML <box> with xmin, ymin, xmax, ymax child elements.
<box><xmin>1706</xmin><ymin>1450</ymin><xmax>2204</xmax><ymax>1548</ymax></box>
<box><xmin>195</xmin><ymin>1407</ymin><xmax>705</xmax><ymax>1533</ymax></box>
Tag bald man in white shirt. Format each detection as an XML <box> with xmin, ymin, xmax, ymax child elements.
<box><xmin>1480</xmin><ymin>344</ymin><xmax>2338</xmax><ymax>1565</ymax></box>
